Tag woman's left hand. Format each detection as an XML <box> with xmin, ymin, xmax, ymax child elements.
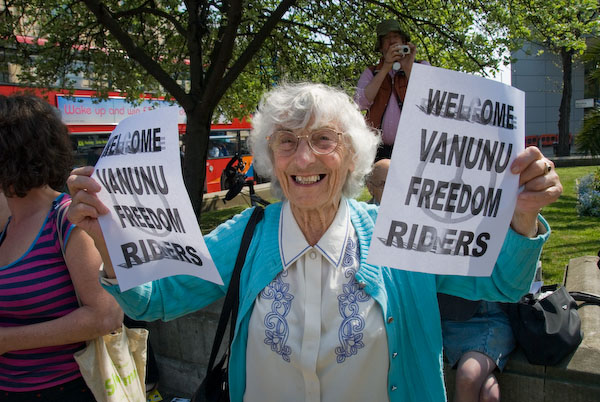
<box><xmin>510</xmin><ymin>146</ymin><xmax>562</xmax><ymax>237</ymax></box>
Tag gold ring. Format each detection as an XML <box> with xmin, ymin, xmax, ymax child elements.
<box><xmin>544</xmin><ymin>161</ymin><xmax>552</xmax><ymax>174</ymax></box>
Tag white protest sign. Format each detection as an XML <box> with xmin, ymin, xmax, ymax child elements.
<box><xmin>367</xmin><ymin>64</ymin><xmax>525</xmax><ymax>276</ymax></box>
<box><xmin>94</xmin><ymin>106</ymin><xmax>223</xmax><ymax>290</ymax></box>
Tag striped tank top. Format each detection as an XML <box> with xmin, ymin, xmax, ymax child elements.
<box><xmin>0</xmin><ymin>193</ymin><xmax>85</xmax><ymax>392</ymax></box>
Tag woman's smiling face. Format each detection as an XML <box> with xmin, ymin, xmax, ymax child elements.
<box><xmin>272</xmin><ymin>124</ymin><xmax>354</xmax><ymax>214</ymax></box>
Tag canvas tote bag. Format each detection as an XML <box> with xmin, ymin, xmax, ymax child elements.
<box><xmin>56</xmin><ymin>200</ymin><xmax>148</xmax><ymax>401</ymax></box>
<box><xmin>74</xmin><ymin>325</ymin><xmax>148</xmax><ymax>402</ymax></box>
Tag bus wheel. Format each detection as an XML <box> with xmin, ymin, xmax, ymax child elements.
<box><xmin>220</xmin><ymin>170</ymin><xmax>230</xmax><ymax>191</ymax></box>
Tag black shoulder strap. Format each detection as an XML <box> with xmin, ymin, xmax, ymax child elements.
<box><xmin>206</xmin><ymin>206</ymin><xmax>264</xmax><ymax>371</ymax></box>
<box><xmin>570</xmin><ymin>291</ymin><xmax>600</xmax><ymax>306</ymax></box>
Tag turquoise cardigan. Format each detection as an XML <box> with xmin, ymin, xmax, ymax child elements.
<box><xmin>105</xmin><ymin>199</ymin><xmax>549</xmax><ymax>402</ymax></box>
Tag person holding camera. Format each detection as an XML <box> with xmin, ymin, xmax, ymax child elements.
<box><xmin>355</xmin><ymin>19</ymin><xmax>427</xmax><ymax>160</ymax></box>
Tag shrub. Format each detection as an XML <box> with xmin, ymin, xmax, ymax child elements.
<box><xmin>576</xmin><ymin>169</ymin><xmax>600</xmax><ymax>217</ymax></box>
<box><xmin>576</xmin><ymin>108</ymin><xmax>600</xmax><ymax>155</ymax></box>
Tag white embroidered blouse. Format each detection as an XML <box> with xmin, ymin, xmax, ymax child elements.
<box><xmin>245</xmin><ymin>199</ymin><xmax>390</xmax><ymax>402</ymax></box>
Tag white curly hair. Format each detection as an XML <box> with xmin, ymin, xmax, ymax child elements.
<box><xmin>249</xmin><ymin>82</ymin><xmax>381</xmax><ymax>200</ymax></box>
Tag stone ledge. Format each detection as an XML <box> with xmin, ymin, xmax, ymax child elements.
<box><xmin>559</xmin><ymin>255</ymin><xmax>600</xmax><ymax>381</ymax></box>
<box><xmin>549</xmin><ymin>155</ymin><xmax>600</xmax><ymax>168</ymax></box>
<box><xmin>201</xmin><ymin>182</ymin><xmax>273</xmax><ymax>212</ymax></box>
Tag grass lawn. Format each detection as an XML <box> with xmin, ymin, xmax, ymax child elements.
<box><xmin>539</xmin><ymin>165</ymin><xmax>600</xmax><ymax>284</ymax></box>
<box><xmin>199</xmin><ymin>165</ymin><xmax>600</xmax><ymax>285</ymax></box>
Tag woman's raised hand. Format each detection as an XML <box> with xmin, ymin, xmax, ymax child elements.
<box><xmin>510</xmin><ymin>146</ymin><xmax>562</xmax><ymax>237</ymax></box>
<box><xmin>66</xmin><ymin>166</ymin><xmax>109</xmax><ymax>245</ymax></box>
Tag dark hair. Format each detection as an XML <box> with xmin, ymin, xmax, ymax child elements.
<box><xmin>0</xmin><ymin>95</ymin><xmax>73</xmax><ymax>197</ymax></box>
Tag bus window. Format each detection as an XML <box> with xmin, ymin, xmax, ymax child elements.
<box><xmin>207</xmin><ymin>134</ymin><xmax>236</xmax><ymax>159</ymax></box>
<box><xmin>70</xmin><ymin>133</ymin><xmax>110</xmax><ymax>167</ymax></box>
<box><xmin>239</xmin><ymin>130</ymin><xmax>251</xmax><ymax>155</ymax></box>
<box><xmin>205</xmin><ymin>130</ymin><xmax>239</xmax><ymax>192</ymax></box>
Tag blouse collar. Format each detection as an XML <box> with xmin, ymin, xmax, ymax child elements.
<box><xmin>278</xmin><ymin>198</ymin><xmax>350</xmax><ymax>270</ymax></box>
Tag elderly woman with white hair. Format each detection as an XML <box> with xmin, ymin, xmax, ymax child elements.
<box><xmin>66</xmin><ymin>82</ymin><xmax>562</xmax><ymax>402</ymax></box>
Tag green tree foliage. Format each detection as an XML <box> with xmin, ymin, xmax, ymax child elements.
<box><xmin>577</xmin><ymin>108</ymin><xmax>600</xmax><ymax>155</ymax></box>
<box><xmin>1</xmin><ymin>0</ymin><xmax>513</xmax><ymax>212</ymax></box>
<box><xmin>501</xmin><ymin>0</ymin><xmax>600</xmax><ymax>156</ymax></box>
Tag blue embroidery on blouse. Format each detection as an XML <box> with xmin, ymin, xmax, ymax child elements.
<box><xmin>335</xmin><ymin>237</ymin><xmax>370</xmax><ymax>363</ymax></box>
<box><xmin>261</xmin><ymin>270</ymin><xmax>294</xmax><ymax>362</ymax></box>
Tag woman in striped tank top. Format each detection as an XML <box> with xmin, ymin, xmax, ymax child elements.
<box><xmin>0</xmin><ymin>95</ymin><xmax>123</xmax><ymax>401</ymax></box>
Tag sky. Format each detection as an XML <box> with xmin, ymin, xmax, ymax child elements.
<box><xmin>489</xmin><ymin>62</ymin><xmax>512</xmax><ymax>85</ymax></box>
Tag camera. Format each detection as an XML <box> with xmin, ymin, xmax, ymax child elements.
<box><xmin>398</xmin><ymin>45</ymin><xmax>410</xmax><ymax>55</ymax></box>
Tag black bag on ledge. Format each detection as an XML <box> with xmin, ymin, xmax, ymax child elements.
<box><xmin>506</xmin><ymin>284</ymin><xmax>600</xmax><ymax>366</ymax></box>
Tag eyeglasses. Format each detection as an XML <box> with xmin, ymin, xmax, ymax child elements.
<box><xmin>268</xmin><ymin>128</ymin><xmax>342</xmax><ymax>156</ymax></box>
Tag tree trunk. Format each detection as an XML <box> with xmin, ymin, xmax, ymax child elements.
<box><xmin>183</xmin><ymin>107</ymin><xmax>212</xmax><ymax>218</ymax></box>
<box><xmin>557</xmin><ymin>47</ymin><xmax>573</xmax><ymax>156</ymax></box>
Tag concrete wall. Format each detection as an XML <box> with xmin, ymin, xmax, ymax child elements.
<box><xmin>511</xmin><ymin>43</ymin><xmax>586</xmax><ymax>149</ymax></box>
<box><xmin>147</xmin><ymin>299</ymin><xmax>225</xmax><ymax>397</ymax></box>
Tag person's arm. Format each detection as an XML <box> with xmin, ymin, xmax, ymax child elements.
<box><xmin>362</xmin><ymin>65</ymin><xmax>393</xmax><ymax>104</ymax></box>
<box><xmin>67</xmin><ymin>166</ymin><xmax>259</xmax><ymax>322</ymax></box>
<box><xmin>436</xmin><ymin>146</ymin><xmax>562</xmax><ymax>302</ymax></box>
<box><xmin>0</xmin><ymin>227</ymin><xmax>123</xmax><ymax>355</ymax></box>
<box><xmin>355</xmin><ymin>68</ymin><xmax>377</xmax><ymax>110</ymax></box>
<box><xmin>436</xmin><ymin>216</ymin><xmax>549</xmax><ymax>302</ymax></box>
<box><xmin>362</xmin><ymin>41</ymin><xmax>406</xmax><ymax>103</ymax></box>
<box><xmin>357</xmin><ymin>42</ymin><xmax>422</xmax><ymax>106</ymax></box>
<box><xmin>357</xmin><ymin>43</ymin><xmax>402</xmax><ymax>106</ymax></box>
<box><xmin>99</xmin><ymin>207</ymin><xmax>257</xmax><ymax>321</ymax></box>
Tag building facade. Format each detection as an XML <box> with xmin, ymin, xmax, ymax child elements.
<box><xmin>511</xmin><ymin>42</ymin><xmax>587</xmax><ymax>154</ymax></box>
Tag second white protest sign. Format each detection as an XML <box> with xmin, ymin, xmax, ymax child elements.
<box><xmin>367</xmin><ymin>64</ymin><xmax>525</xmax><ymax>276</ymax></box>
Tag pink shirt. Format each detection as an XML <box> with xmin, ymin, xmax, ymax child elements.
<box><xmin>355</xmin><ymin>68</ymin><xmax>403</xmax><ymax>146</ymax></box>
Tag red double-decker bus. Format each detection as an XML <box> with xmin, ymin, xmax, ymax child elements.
<box><xmin>0</xmin><ymin>84</ymin><xmax>255</xmax><ymax>193</ymax></box>
<box><xmin>204</xmin><ymin>117</ymin><xmax>255</xmax><ymax>193</ymax></box>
